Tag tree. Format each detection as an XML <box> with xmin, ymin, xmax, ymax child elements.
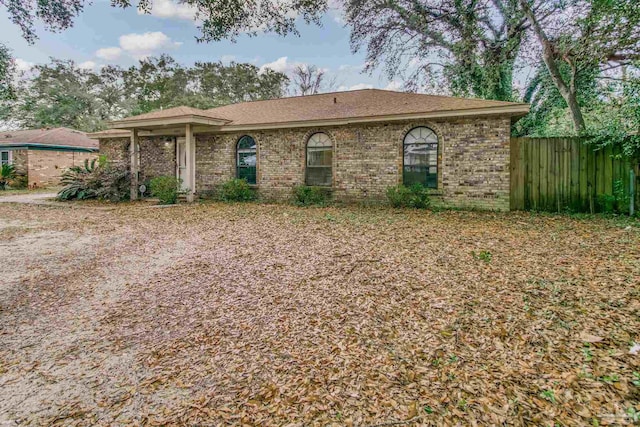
<box><xmin>0</xmin><ymin>43</ymin><xmax>14</xmax><ymax>101</ymax></box>
<box><xmin>290</xmin><ymin>64</ymin><xmax>336</xmax><ymax>95</ymax></box>
<box><xmin>120</xmin><ymin>56</ymin><xmax>289</xmax><ymax>114</ymax></box>
<box><xmin>518</xmin><ymin>0</ymin><xmax>640</xmax><ymax>133</ymax></box>
<box><xmin>345</xmin><ymin>0</ymin><xmax>528</xmax><ymax>100</ymax></box>
<box><xmin>585</xmin><ymin>68</ymin><xmax>640</xmax><ymax>158</ymax></box>
<box><xmin>6</xmin><ymin>56</ymin><xmax>289</xmax><ymax>131</ymax></box>
<box><xmin>513</xmin><ymin>62</ymin><xmax>600</xmax><ymax>137</ymax></box>
<box><xmin>11</xmin><ymin>59</ymin><xmax>107</xmax><ymax>131</ymax></box>
<box><xmin>2</xmin><ymin>0</ymin><xmax>328</xmax><ymax>44</ymax></box>
<box><xmin>192</xmin><ymin>61</ymin><xmax>289</xmax><ymax>106</ymax></box>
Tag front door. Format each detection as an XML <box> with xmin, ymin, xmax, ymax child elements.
<box><xmin>176</xmin><ymin>137</ymin><xmax>188</xmax><ymax>191</ymax></box>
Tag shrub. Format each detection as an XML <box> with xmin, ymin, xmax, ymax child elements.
<box><xmin>386</xmin><ymin>183</ymin><xmax>431</xmax><ymax>209</ymax></box>
<box><xmin>596</xmin><ymin>180</ymin><xmax>629</xmax><ymax>214</ymax></box>
<box><xmin>95</xmin><ymin>165</ymin><xmax>130</xmax><ymax>202</ymax></box>
<box><xmin>293</xmin><ymin>185</ymin><xmax>331</xmax><ymax>206</ymax></box>
<box><xmin>150</xmin><ymin>175</ymin><xmax>181</xmax><ymax>204</ymax></box>
<box><xmin>57</xmin><ymin>159</ymin><xmax>100</xmax><ymax>200</ymax></box>
<box><xmin>219</xmin><ymin>178</ymin><xmax>256</xmax><ymax>202</ymax></box>
<box><xmin>0</xmin><ymin>164</ymin><xmax>16</xmax><ymax>190</ymax></box>
<box><xmin>10</xmin><ymin>172</ymin><xmax>28</xmax><ymax>189</ymax></box>
<box><xmin>57</xmin><ymin>159</ymin><xmax>130</xmax><ymax>202</ymax></box>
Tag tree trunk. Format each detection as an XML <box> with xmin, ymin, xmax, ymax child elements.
<box><xmin>519</xmin><ymin>0</ymin><xmax>586</xmax><ymax>133</ymax></box>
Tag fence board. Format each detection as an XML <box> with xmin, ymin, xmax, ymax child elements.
<box><xmin>510</xmin><ymin>137</ymin><xmax>639</xmax><ymax>213</ymax></box>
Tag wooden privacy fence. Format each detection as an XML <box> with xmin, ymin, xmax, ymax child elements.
<box><xmin>510</xmin><ymin>137</ymin><xmax>639</xmax><ymax>212</ymax></box>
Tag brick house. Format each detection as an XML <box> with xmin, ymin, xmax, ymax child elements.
<box><xmin>1</xmin><ymin>127</ymin><xmax>99</xmax><ymax>188</ymax></box>
<box><xmin>89</xmin><ymin>89</ymin><xmax>529</xmax><ymax>210</ymax></box>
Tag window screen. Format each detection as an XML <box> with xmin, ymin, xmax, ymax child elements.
<box><xmin>236</xmin><ymin>135</ymin><xmax>257</xmax><ymax>184</ymax></box>
<box><xmin>403</xmin><ymin>127</ymin><xmax>438</xmax><ymax>188</ymax></box>
<box><xmin>306</xmin><ymin>133</ymin><xmax>333</xmax><ymax>186</ymax></box>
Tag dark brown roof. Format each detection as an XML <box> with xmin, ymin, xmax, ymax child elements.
<box><xmin>205</xmin><ymin>89</ymin><xmax>527</xmax><ymax>126</ymax></box>
<box><xmin>0</xmin><ymin>127</ymin><xmax>98</xmax><ymax>149</ymax></box>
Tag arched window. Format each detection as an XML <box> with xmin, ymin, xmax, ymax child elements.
<box><xmin>306</xmin><ymin>132</ymin><xmax>333</xmax><ymax>186</ymax></box>
<box><xmin>236</xmin><ymin>135</ymin><xmax>257</xmax><ymax>184</ymax></box>
<box><xmin>403</xmin><ymin>127</ymin><xmax>438</xmax><ymax>188</ymax></box>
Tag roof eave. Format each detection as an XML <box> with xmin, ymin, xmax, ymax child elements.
<box><xmin>0</xmin><ymin>143</ymin><xmax>98</xmax><ymax>152</ymax></box>
<box><xmin>108</xmin><ymin>114</ymin><xmax>230</xmax><ymax>130</ymax></box>
<box><xmin>217</xmin><ymin>104</ymin><xmax>531</xmax><ymax>132</ymax></box>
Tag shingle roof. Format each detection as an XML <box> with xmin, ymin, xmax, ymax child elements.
<box><xmin>116</xmin><ymin>106</ymin><xmax>229</xmax><ymax>122</ymax></box>
<box><xmin>101</xmin><ymin>89</ymin><xmax>528</xmax><ymax>136</ymax></box>
<box><xmin>0</xmin><ymin>127</ymin><xmax>98</xmax><ymax>149</ymax></box>
<box><xmin>205</xmin><ymin>89</ymin><xmax>527</xmax><ymax>126</ymax></box>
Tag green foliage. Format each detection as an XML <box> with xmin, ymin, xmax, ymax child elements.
<box><xmin>0</xmin><ymin>43</ymin><xmax>14</xmax><ymax>102</ymax></box>
<box><xmin>347</xmin><ymin>0</ymin><xmax>524</xmax><ymax>100</ymax></box>
<box><xmin>595</xmin><ymin>180</ymin><xmax>630</xmax><ymax>214</ymax></box>
<box><xmin>583</xmin><ymin>73</ymin><xmax>640</xmax><ymax>159</ymax></box>
<box><xmin>3</xmin><ymin>0</ymin><xmax>325</xmax><ymax>45</ymax></box>
<box><xmin>539</xmin><ymin>389</ymin><xmax>556</xmax><ymax>403</ymax></box>
<box><xmin>57</xmin><ymin>159</ymin><xmax>129</xmax><ymax>202</ymax></box>
<box><xmin>219</xmin><ymin>178</ymin><xmax>256</xmax><ymax>202</ymax></box>
<box><xmin>472</xmin><ymin>250</ymin><xmax>492</xmax><ymax>263</ymax></box>
<box><xmin>386</xmin><ymin>184</ymin><xmax>431</xmax><ymax>209</ymax></box>
<box><xmin>0</xmin><ymin>163</ymin><xmax>16</xmax><ymax>189</ymax></box>
<box><xmin>632</xmin><ymin>372</ymin><xmax>640</xmax><ymax>387</ymax></box>
<box><xmin>149</xmin><ymin>176</ymin><xmax>181</xmax><ymax>205</ymax></box>
<box><xmin>5</xmin><ymin>55</ymin><xmax>289</xmax><ymax>132</ymax></box>
<box><xmin>293</xmin><ymin>185</ymin><xmax>331</xmax><ymax>206</ymax></box>
<box><xmin>513</xmin><ymin>62</ymin><xmax>600</xmax><ymax>137</ymax></box>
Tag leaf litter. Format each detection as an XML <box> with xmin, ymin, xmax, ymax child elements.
<box><xmin>0</xmin><ymin>203</ymin><xmax>638</xmax><ymax>426</ymax></box>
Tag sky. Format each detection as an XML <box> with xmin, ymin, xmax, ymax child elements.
<box><xmin>0</xmin><ymin>0</ymin><xmax>402</xmax><ymax>92</ymax></box>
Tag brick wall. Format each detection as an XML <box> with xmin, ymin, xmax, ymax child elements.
<box><xmin>99</xmin><ymin>138</ymin><xmax>129</xmax><ymax>164</ymax></box>
<box><xmin>99</xmin><ymin>115</ymin><xmax>511</xmax><ymax>210</ymax></box>
<box><xmin>139</xmin><ymin>137</ymin><xmax>176</xmax><ymax>183</ymax></box>
<box><xmin>99</xmin><ymin>136</ymin><xmax>176</xmax><ymax>184</ymax></box>
<box><xmin>26</xmin><ymin>150</ymin><xmax>97</xmax><ymax>188</ymax></box>
<box><xmin>11</xmin><ymin>150</ymin><xmax>28</xmax><ymax>177</ymax></box>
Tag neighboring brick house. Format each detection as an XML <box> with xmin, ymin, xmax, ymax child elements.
<box><xmin>89</xmin><ymin>89</ymin><xmax>529</xmax><ymax>210</ymax></box>
<box><xmin>1</xmin><ymin>127</ymin><xmax>99</xmax><ymax>188</ymax></box>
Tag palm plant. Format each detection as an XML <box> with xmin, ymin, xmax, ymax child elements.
<box><xmin>57</xmin><ymin>159</ymin><xmax>100</xmax><ymax>200</ymax></box>
<box><xmin>0</xmin><ymin>164</ymin><xmax>16</xmax><ymax>190</ymax></box>
<box><xmin>57</xmin><ymin>158</ymin><xmax>130</xmax><ymax>202</ymax></box>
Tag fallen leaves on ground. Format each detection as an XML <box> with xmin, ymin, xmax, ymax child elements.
<box><xmin>0</xmin><ymin>202</ymin><xmax>639</xmax><ymax>426</ymax></box>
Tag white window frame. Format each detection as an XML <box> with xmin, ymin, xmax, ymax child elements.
<box><xmin>0</xmin><ymin>150</ymin><xmax>13</xmax><ymax>166</ymax></box>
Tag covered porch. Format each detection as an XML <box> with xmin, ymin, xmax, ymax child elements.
<box><xmin>107</xmin><ymin>107</ymin><xmax>229</xmax><ymax>202</ymax></box>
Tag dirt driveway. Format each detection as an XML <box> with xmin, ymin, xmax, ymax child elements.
<box><xmin>0</xmin><ymin>201</ymin><xmax>638</xmax><ymax>426</ymax></box>
<box><xmin>0</xmin><ymin>191</ymin><xmax>59</xmax><ymax>205</ymax></box>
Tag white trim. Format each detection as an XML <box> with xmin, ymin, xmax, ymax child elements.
<box><xmin>108</xmin><ymin>115</ymin><xmax>229</xmax><ymax>129</ymax></box>
<box><xmin>0</xmin><ymin>150</ymin><xmax>13</xmax><ymax>165</ymax></box>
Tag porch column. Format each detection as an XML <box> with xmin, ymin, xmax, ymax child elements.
<box><xmin>130</xmin><ymin>128</ymin><xmax>139</xmax><ymax>201</ymax></box>
<box><xmin>185</xmin><ymin>123</ymin><xmax>196</xmax><ymax>202</ymax></box>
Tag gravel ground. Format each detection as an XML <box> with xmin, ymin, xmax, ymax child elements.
<box><xmin>0</xmin><ymin>202</ymin><xmax>638</xmax><ymax>426</ymax></box>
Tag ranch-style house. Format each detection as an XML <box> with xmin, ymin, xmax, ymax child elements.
<box><xmin>89</xmin><ymin>89</ymin><xmax>529</xmax><ymax>210</ymax></box>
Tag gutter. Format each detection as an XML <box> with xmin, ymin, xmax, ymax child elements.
<box><xmin>0</xmin><ymin>143</ymin><xmax>99</xmax><ymax>152</ymax></box>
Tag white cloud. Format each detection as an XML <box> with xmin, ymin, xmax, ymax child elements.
<box><xmin>259</xmin><ymin>57</ymin><xmax>330</xmax><ymax>77</ymax></box>
<box><xmin>220</xmin><ymin>55</ymin><xmax>236</xmax><ymax>64</ymax></box>
<box><xmin>14</xmin><ymin>58</ymin><xmax>34</xmax><ymax>73</ymax></box>
<box><xmin>119</xmin><ymin>32</ymin><xmax>182</xmax><ymax>59</ymax></box>
<box><xmin>139</xmin><ymin>0</ymin><xmax>198</xmax><ymax>21</ymax></box>
<box><xmin>78</xmin><ymin>61</ymin><xmax>98</xmax><ymax>70</ymax></box>
<box><xmin>343</xmin><ymin>83</ymin><xmax>374</xmax><ymax>91</ymax></box>
<box><xmin>384</xmin><ymin>81</ymin><xmax>403</xmax><ymax>91</ymax></box>
<box><xmin>96</xmin><ymin>47</ymin><xmax>122</xmax><ymax>61</ymax></box>
<box><xmin>95</xmin><ymin>32</ymin><xmax>182</xmax><ymax>62</ymax></box>
<box><xmin>327</xmin><ymin>0</ymin><xmax>346</xmax><ymax>24</ymax></box>
<box><xmin>260</xmin><ymin>56</ymin><xmax>296</xmax><ymax>74</ymax></box>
